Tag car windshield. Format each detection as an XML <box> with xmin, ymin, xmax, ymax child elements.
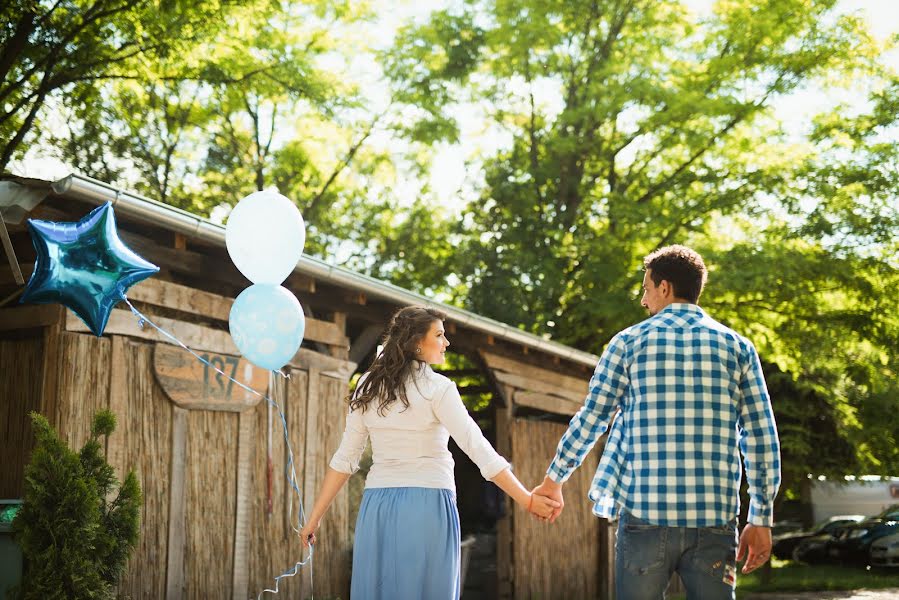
<box><xmin>875</xmin><ymin>505</ymin><xmax>899</xmax><ymax>519</ymax></box>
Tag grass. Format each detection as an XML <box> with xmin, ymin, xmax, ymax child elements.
<box><xmin>735</xmin><ymin>559</ymin><xmax>899</xmax><ymax>595</ymax></box>
<box><xmin>667</xmin><ymin>560</ymin><xmax>899</xmax><ymax>599</ymax></box>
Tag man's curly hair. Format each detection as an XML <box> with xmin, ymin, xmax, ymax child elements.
<box><xmin>643</xmin><ymin>245</ymin><xmax>707</xmax><ymax>303</ymax></box>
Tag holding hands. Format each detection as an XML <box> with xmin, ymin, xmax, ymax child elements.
<box><xmin>526</xmin><ymin>491</ymin><xmax>562</xmax><ymax>519</ymax></box>
<box><xmin>531</xmin><ymin>476</ymin><xmax>564</xmax><ymax>523</ymax></box>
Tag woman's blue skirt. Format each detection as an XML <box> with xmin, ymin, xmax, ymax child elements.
<box><xmin>351</xmin><ymin>487</ymin><xmax>461</xmax><ymax>600</ymax></box>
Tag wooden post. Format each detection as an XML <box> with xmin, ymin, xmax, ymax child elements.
<box><xmin>329</xmin><ymin>312</ymin><xmax>349</xmax><ymax>360</ymax></box>
<box><xmin>300</xmin><ymin>368</ymin><xmax>321</xmax><ymax>599</ymax></box>
<box><xmin>495</xmin><ymin>388</ymin><xmax>514</xmax><ymax>600</ymax></box>
<box><xmin>166</xmin><ymin>407</ymin><xmax>189</xmax><ymax>599</ymax></box>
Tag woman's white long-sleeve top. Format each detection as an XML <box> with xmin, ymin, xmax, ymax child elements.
<box><xmin>329</xmin><ymin>364</ymin><xmax>510</xmax><ymax>492</ymax></box>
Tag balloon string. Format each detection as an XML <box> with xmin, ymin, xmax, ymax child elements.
<box><xmin>120</xmin><ymin>296</ymin><xmax>313</xmax><ymax>598</ymax></box>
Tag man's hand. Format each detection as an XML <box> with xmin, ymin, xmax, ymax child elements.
<box><xmin>532</xmin><ymin>476</ymin><xmax>564</xmax><ymax>523</ymax></box>
<box><xmin>736</xmin><ymin>524</ymin><xmax>772</xmax><ymax>573</ymax></box>
<box><xmin>528</xmin><ymin>493</ymin><xmax>562</xmax><ymax>520</ymax></box>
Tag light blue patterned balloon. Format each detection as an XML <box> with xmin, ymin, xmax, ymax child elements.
<box><xmin>229</xmin><ymin>284</ymin><xmax>305</xmax><ymax>371</ymax></box>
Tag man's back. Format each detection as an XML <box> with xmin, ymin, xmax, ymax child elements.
<box><xmin>606</xmin><ymin>303</ymin><xmax>778</xmax><ymax>526</ymax></box>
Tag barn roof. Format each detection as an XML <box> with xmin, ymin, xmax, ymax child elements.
<box><xmin>1</xmin><ymin>173</ymin><xmax>599</xmax><ymax>368</ymax></box>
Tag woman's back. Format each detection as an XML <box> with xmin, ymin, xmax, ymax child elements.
<box><xmin>331</xmin><ymin>364</ymin><xmax>509</xmax><ymax>493</ymax></box>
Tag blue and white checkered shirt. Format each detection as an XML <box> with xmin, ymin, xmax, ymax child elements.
<box><xmin>548</xmin><ymin>303</ymin><xmax>781</xmax><ymax>527</ymax></box>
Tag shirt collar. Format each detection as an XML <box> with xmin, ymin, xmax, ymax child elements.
<box><xmin>658</xmin><ymin>302</ymin><xmax>705</xmax><ymax>317</ymax></box>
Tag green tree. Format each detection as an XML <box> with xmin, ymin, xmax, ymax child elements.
<box><xmin>12</xmin><ymin>410</ymin><xmax>141</xmax><ymax>599</ymax></box>
<box><xmin>383</xmin><ymin>0</ymin><xmax>899</xmax><ymax>485</ymax></box>
<box><xmin>0</xmin><ymin>0</ymin><xmax>244</xmax><ymax>172</ymax></box>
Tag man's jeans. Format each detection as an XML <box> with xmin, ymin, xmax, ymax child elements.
<box><xmin>616</xmin><ymin>512</ymin><xmax>738</xmax><ymax>600</ymax></box>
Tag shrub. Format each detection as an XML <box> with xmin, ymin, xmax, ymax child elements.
<box><xmin>11</xmin><ymin>410</ymin><xmax>141</xmax><ymax>599</ymax></box>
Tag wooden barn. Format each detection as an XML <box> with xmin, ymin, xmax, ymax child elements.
<box><xmin>0</xmin><ymin>173</ymin><xmax>617</xmax><ymax>600</ymax></box>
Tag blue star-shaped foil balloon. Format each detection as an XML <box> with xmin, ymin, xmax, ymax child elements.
<box><xmin>21</xmin><ymin>202</ymin><xmax>159</xmax><ymax>336</ymax></box>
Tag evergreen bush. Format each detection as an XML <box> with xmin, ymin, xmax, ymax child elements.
<box><xmin>11</xmin><ymin>410</ymin><xmax>141</xmax><ymax>599</ymax></box>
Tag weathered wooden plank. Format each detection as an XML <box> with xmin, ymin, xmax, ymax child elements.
<box><xmin>106</xmin><ymin>336</ymin><xmax>128</xmax><ymax>477</ymax></box>
<box><xmin>153</xmin><ymin>343</ymin><xmax>268</xmax><ymax>412</ymax></box>
<box><xmin>514</xmin><ymin>390</ymin><xmax>581</xmax><ymax>417</ymax></box>
<box><xmin>292</xmin><ymin>348</ymin><xmax>356</xmax><ymax>381</ymax></box>
<box><xmin>492</xmin><ymin>370</ymin><xmax>585</xmax><ymax>404</ymax></box>
<box><xmin>510</xmin><ymin>418</ymin><xmax>601</xmax><ymax>600</ymax></box>
<box><xmin>247</xmin><ymin>371</ymin><xmax>307</xmax><ymax>598</ymax></box>
<box><xmin>481</xmin><ymin>350</ymin><xmax>590</xmax><ymax>394</ymax></box>
<box><xmin>494</xmin><ymin>400</ymin><xmax>513</xmax><ymax>600</ymax></box>
<box><xmin>0</xmin><ymin>304</ymin><xmax>64</xmax><ymax>331</ymax></box>
<box><xmin>185</xmin><ymin>410</ymin><xmax>237</xmax><ymax>597</ymax></box>
<box><xmin>116</xmin><ymin>341</ymin><xmax>172</xmax><ymax>598</ymax></box>
<box><xmin>232</xmin><ymin>411</ymin><xmax>254</xmax><ymax>600</ymax></box>
<box><xmin>300</xmin><ymin>368</ymin><xmax>322</xmax><ymax>599</ymax></box>
<box><xmin>328</xmin><ymin>312</ymin><xmax>348</xmax><ymax>359</ymax></box>
<box><xmin>127</xmin><ymin>277</ymin><xmax>232</xmax><ymax>321</ymax></box>
<box><xmin>166</xmin><ymin>406</ymin><xmax>188</xmax><ymax>600</ymax></box>
<box><xmin>66</xmin><ymin>306</ymin><xmax>350</xmax><ymax>354</ymax></box>
<box><xmin>0</xmin><ymin>338</ymin><xmax>44</xmax><ymax>497</ymax></box>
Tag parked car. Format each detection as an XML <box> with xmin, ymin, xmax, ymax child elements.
<box><xmin>870</xmin><ymin>531</ymin><xmax>899</xmax><ymax>568</ymax></box>
<box><xmin>793</xmin><ymin>521</ymin><xmax>860</xmax><ymax>564</ymax></box>
<box><xmin>772</xmin><ymin>519</ymin><xmax>804</xmax><ymax>538</ymax></box>
<box><xmin>773</xmin><ymin>515</ymin><xmax>866</xmax><ymax>560</ymax></box>
<box><xmin>827</xmin><ymin>504</ymin><xmax>899</xmax><ymax>565</ymax></box>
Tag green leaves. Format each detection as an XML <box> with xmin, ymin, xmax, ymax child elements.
<box><xmin>382</xmin><ymin>0</ymin><xmax>899</xmax><ymax>482</ymax></box>
<box><xmin>13</xmin><ymin>412</ymin><xmax>141</xmax><ymax>599</ymax></box>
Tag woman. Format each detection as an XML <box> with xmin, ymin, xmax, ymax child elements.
<box><xmin>299</xmin><ymin>306</ymin><xmax>558</xmax><ymax>599</ymax></box>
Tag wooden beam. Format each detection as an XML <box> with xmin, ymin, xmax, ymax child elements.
<box><xmin>491</xmin><ymin>370</ymin><xmax>584</xmax><ymax>404</ymax></box>
<box><xmin>127</xmin><ymin>277</ymin><xmax>232</xmax><ymax>322</ymax></box>
<box><xmin>480</xmin><ymin>350</ymin><xmax>589</xmax><ymax>394</ymax></box>
<box><xmin>63</xmin><ymin>307</ymin><xmax>356</xmax><ymax>379</ymax></box>
<box><xmin>0</xmin><ymin>304</ymin><xmax>64</xmax><ymax>331</ymax></box>
<box><xmin>343</xmin><ymin>291</ymin><xmax>366</xmax><ymax>305</ymax></box>
<box><xmin>513</xmin><ymin>391</ymin><xmax>581</xmax><ymax>416</ymax></box>
<box><xmin>66</xmin><ymin>298</ymin><xmax>348</xmax><ymax>349</ymax></box>
<box><xmin>0</xmin><ymin>216</ymin><xmax>24</xmax><ymax>285</ymax></box>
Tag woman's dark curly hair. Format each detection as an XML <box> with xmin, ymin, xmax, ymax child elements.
<box><xmin>349</xmin><ymin>305</ymin><xmax>447</xmax><ymax>415</ymax></box>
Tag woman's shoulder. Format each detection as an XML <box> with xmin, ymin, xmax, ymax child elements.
<box><xmin>413</xmin><ymin>365</ymin><xmax>456</xmax><ymax>400</ymax></box>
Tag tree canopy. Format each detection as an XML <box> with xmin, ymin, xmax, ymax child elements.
<box><xmin>3</xmin><ymin>0</ymin><xmax>898</xmax><ymax>487</ymax></box>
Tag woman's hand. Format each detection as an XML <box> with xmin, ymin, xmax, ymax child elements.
<box><xmin>299</xmin><ymin>519</ymin><xmax>320</xmax><ymax>549</ymax></box>
<box><xmin>527</xmin><ymin>492</ymin><xmax>562</xmax><ymax>520</ymax></box>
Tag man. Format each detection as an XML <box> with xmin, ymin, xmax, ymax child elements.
<box><xmin>534</xmin><ymin>245</ymin><xmax>780</xmax><ymax>600</ymax></box>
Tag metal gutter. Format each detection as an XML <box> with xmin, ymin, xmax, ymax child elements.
<box><xmin>50</xmin><ymin>173</ymin><xmax>599</xmax><ymax>367</ymax></box>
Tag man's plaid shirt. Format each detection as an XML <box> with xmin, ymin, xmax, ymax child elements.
<box><xmin>548</xmin><ymin>303</ymin><xmax>781</xmax><ymax>527</ymax></box>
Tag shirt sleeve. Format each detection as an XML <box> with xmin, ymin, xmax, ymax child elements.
<box><xmin>432</xmin><ymin>381</ymin><xmax>510</xmax><ymax>480</ymax></box>
<box><xmin>736</xmin><ymin>340</ymin><xmax>781</xmax><ymax>527</ymax></box>
<box><xmin>329</xmin><ymin>407</ymin><xmax>369</xmax><ymax>474</ymax></box>
<box><xmin>547</xmin><ymin>332</ymin><xmax>629</xmax><ymax>483</ymax></box>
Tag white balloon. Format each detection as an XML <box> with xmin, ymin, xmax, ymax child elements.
<box><xmin>225</xmin><ymin>191</ymin><xmax>305</xmax><ymax>284</ymax></box>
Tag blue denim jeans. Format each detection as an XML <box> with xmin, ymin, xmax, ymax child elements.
<box><xmin>616</xmin><ymin>512</ymin><xmax>738</xmax><ymax>600</ymax></box>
